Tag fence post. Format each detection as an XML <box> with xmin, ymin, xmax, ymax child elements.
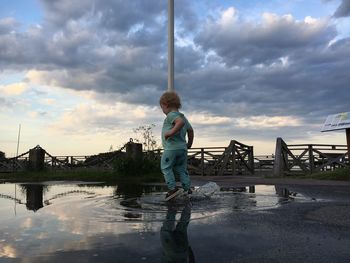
<box><xmin>273</xmin><ymin>138</ymin><xmax>283</xmax><ymax>177</ymax></box>
<box><xmin>28</xmin><ymin>146</ymin><xmax>45</xmax><ymax>171</ymax></box>
<box><xmin>308</xmin><ymin>145</ymin><xmax>314</xmax><ymax>173</ymax></box>
<box><xmin>249</xmin><ymin>146</ymin><xmax>254</xmax><ymax>175</ymax></box>
<box><xmin>126</xmin><ymin>141</ymin><xmax>143</xmax><ymax>161</ymax></box>
<box><xmin>201</xmin><ymin>148</ymin><xmax>205</xmax><ymax>176</ymax></box>
<box><xmin>232</xmin><ymin>143</ymin><xmax>236</xmax><ymax>176</ymax></box>
<box><xmin>346</xmin><ymin>128</ymin><xmax>350</xmax><ymax>165</ymax></box>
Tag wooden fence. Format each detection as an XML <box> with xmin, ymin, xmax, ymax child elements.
<box><xmin>187</xmin><ymin>140</ymin><xmax>254</xmax><ymax>176</ymax></box>
<box><xmin>2</xmin><ymin>138</ymin><xmax>348</xmax><ymax>176</ymax></box>
<box><xmin>273</xmin><ymin>137</ymin><xmax>349</xmax><ymax>176</ymax></box>
<box><xmin>254</xmin><ymin>155</ymin><xmax>275</xmax><ymax>174</ymax></box>
<box><xmin>132</xmin><ymin>140</ymin><xmax>255</xmax><ymax>176</ymax></box>
<box><xmin>0</xmin><ymin>150</ymin><xmax>30</xmax><ymax>172</ymax></box>
<box><xmin>0</xmin><ymin>147</ymin><xmax>125</xmax><ymax>172</ymax></box>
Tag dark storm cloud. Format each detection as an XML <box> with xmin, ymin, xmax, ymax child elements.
<box><xmin>186</xmin><ymin>11</ymin><xmax>349</xmax><ymax>126</ymax></box>
<box><xmin>333</xmin><ymin>0</ymin><xmax>350</xmax><ymax>18</ymax></box>
<box><xmin>195</xmin><ymin>14</ymin><xmax>336</xmax><ymax>66</ymax></box>
<box><xmin>324</xmin><ymin>0</ymin><xmax>350</xmax><ymax>18</ymax></box>
<box><xmin>96</xmin><ymin>1</ymin><xmax>166</xmax><ymax>32</ymax></box>
<box><xmin>0</xmin><ymin>0</ymin><xmax>172</xmax><ymax>90</ymax></box>
<box><xmin>0</xmin><ymin>17</ymin><xmax>19</xmax><ymax>34</ymax></box>
<box><xmin>174</xmin><ymin>0</ymin><xmax>199</xmax><ymax>33</ymax></box>
<box><xmin>0</xmin><ymin>0</ymin><xmax>350</xmax><ymax>136</ymax></box>
<box><xmin>0</xmin><ymin>0</ymin><xmax>200</xmax><ymax>102</ymax></box>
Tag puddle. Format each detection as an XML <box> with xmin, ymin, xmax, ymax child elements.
<box><xmin>0</xmin><ymin>182</ymin><xmax>310</xmax><ymax>223</ymax></box>
<box><xmin>0</xmin><ymin>182</ymin><xmax>311</xmax><ymax>259</ymax></box>
<box><xmin>98</xmin><ymin>184</ymin><xmax>309</xmax><ymax>222</ymax></box>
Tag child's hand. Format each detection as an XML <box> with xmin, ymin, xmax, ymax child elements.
<box><xmin>164</xmin><ymin>118</ymin><xmax>184</xmax><ymax>140</ymax></box>
<box><xmin>164</xmin><ymin>131</ymin><xmax>173</xmax><ymax>140</ymax></box>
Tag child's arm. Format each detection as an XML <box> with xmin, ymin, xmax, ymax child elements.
<box><xmin>164</xmin><ymin>118</ymin><xmax>184</xmax><ymax>140</ymax></box>
<box><xmin>187</xmin><ymin>128</ymin><xmax>194</xmax><ymax>149</ymax></box>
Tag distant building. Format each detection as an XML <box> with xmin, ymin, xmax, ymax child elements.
<box><xmin>0</xmin><ymin>151</ymin><xmax>5</xmax><ymax>160</ymax></box>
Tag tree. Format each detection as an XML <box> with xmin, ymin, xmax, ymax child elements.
<box><xmin>133</xmin><ymin>124</ymin><xmax>159</xmax><ymax>151</ymax></box>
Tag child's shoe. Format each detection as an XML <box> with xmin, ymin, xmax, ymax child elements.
<box><xmin>165</xmin><ymin>187</ymin><xmax>184</xmax><ymax>201</ymax></box>
<box><xmin>182</xmin><ymin>188</ymin><xmax>193</xmax><ymax>199</ymax></box>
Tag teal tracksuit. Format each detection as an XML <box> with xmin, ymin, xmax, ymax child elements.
<box><xmin>161</xmin><ymin>111</ymin><xmax>192</xmax><ymax>191</ymax></box>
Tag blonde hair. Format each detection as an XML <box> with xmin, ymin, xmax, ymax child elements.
<box><xmin>159</xmin><ymin>91</ymin><xmax>182</xmax><ymax>109</ymax></box>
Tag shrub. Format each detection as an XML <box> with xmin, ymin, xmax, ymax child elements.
<box><xmin>113</xmin><ymin>156</ymin><xmax>160</xmax><ymax>177</ymax></box>
<box><xmin>310</xmin><ymin>166</ymin><xmax>350</xmax><ymax>181</ymax></box>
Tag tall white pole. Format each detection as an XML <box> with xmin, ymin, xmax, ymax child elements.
<box><xmin>14</xmin><ymin>183</ymin><xmax>17</xmax><ymax>216</ymax></box>
<box><xmin>16</xmin><ymin>124</ymin><xmax>21</xmax><ymax>157</ymax></box>
<box><xmin>168</xmin><ymin>0</ymin><xmax>174</xmax><ymax>91</ymax></box>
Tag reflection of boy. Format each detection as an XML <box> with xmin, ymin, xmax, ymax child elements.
<box><xmin>159</xmin><ymin>91</ymin><xmax>194</xmax><ymax>201</ymax></box>
<box><xmin>160</xmin><ymin>203</ymin><xmax>195</xmax><ymax>263</ymax></box>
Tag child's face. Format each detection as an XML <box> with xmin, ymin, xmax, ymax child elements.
<box><xmin>160</xmin><ymin>102</ymin><xmax>170</xmax><ymax>115</ymax></box>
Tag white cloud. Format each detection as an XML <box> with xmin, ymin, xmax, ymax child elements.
<box><xmin>49</xmin><ymin>101</ymin><xmax>159</xmax><ymax>134</ymax></box>
<box><xmin>41</xmin><ymin>98</ymin><xmax>56</xmax><ymax>105</ymax></box>
<box><xmin>262</xmin><ymin>13</ymin><xmax>294</xmax><ymax>25</ymax></box>
<box><xmin>189</xmin><ymin>113</ymin><xmax>231</xmax><ymax>125</ymax></box>
<box><xmin>304</xmin><ymin>16</ymin><xmax>318</xmax><ymax>25</ymax></box>
<box><xmin>0</xmin><ymin>82</ymin><xmax>28</xmax><ymax>96</ymax></box>
<box><xmin>236</xmin><ymin>115</ymin><xmax>302</xmax><ymax>129</ymax></box>
<box><xmin>219</xmin><ymin>7</ymin><xmax>237</xmax><ymax>27</ymax></box>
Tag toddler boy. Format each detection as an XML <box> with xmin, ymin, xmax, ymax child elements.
<box><xmin>159</xmin><ymin>91</ymin><xmax>194</xmax><ymax>201</ymax></box>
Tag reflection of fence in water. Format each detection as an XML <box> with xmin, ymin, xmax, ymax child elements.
<box><xmin>0</xmin><ymin>193</ymin><xmax>23</xmax><ymax>204</ymax></box>
<box><xmin>0</xmin><ymin>185</ymin><xmax>97</xmax><ymax>212</ymax></box>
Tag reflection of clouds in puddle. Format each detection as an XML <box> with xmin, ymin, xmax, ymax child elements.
<box><xmin>0</xmin><ymin>205</ymin><xmax>144</xmax><ymax>258</ymax></box>
<box><xmin>0</xmin><ymin>184</ymin><xmax>131</xmax><ymax>258</ymax></box>
<box><xmin>43</xmin><ymin>198</ymin><xmax>127</xmax><ymax>235</ymax></box>
<box><xmin>0</xmin><ymin>244</ymin><xmax>17</xmax><ymax>258</ymax></box>
<box><xmin>20</xmin><ymin>218</ymin><xmax>34</xmax><ymax>229</ymax></box>
<box><xmin>0</xmin><ymin>182</ymin><xmax>313</xmax><ymax>259</ymax></box>
<box><xmin>254</xmin><ymin>185</ymin><xmax>277</xmax><ymax>195</ymax></box>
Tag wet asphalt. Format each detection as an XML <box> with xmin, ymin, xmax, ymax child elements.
<box><xmin>1</xmin><ymin>179</ymin><xmax>350</xmax><ymax>263</ymax></box>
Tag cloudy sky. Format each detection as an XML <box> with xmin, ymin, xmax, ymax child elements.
<box><xmin>1</xmin><ymin>0</ymin><xmax>350</xmax><ymax>157</ymax></box>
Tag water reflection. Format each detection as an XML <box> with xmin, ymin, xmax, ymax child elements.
<box><xmin>115</xmin><ymin>182</ymin><xmax>168</xmax><ymax>199</ymax></box>
<box><xmin>275</xmin><ymin>186</ymin><xmax>298</xmax><ymax>198</ymax></box>
<box><xmin>115</xmin><ymin>182</ymin><xmax>145</xmax><ymax>199</ymax></box>
<box><xmin>0</xmin><ymin>182</ymin><xmax>313</xmax><ymax>261</ymax></box>
<box><xmin>21</xmin><ymin>184</ymin><xmax>45</xmax><ymax>211</ymax></box>
<box><xmin>160</xmin><ymin>201</ymin><xmax>195</xmax><ymax>263</ymax></box>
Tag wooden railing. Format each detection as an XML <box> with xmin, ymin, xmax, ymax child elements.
<box><xmin>147</xmin><ymin>140</ymin><xmax>255</xmax><ymax>176</ymax></box>
<box><xmin>273</xmin><ymin>137</ymin><xmax>349</xmax><ymax>176</ymax></box>
<box><xmin>254</xmin><ymin>155</ymin><xmax>275</xmax><ymax>174</ymax></box>
<box><xmin>187</xmin><ymin>140</ymin><xmax>254</xmax><ymax>176</ymax></box>
<box><xmin>0</xmin><ymin>147</ymin><xmax>125</xmax><ymax>172</ymax></box>
<box><xmin>2</xmin><ymin>138</ymin><xmax>347</xmax><ymax>177</ymax></box>
<box><xmin>0</xmin><ymin>150</ymin><xmax>30</xmax><ymax>172</ymax></box>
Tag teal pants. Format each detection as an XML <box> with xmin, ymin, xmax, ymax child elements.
<box><xmin>161</xmin><ymin>150</ymin><xmax>191</xmax><ymax>191</ymax></box>
<box><xmin>160</xmin><ymin>204</ymin><xmax>191</xmax><ymax>262</ymax></box>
